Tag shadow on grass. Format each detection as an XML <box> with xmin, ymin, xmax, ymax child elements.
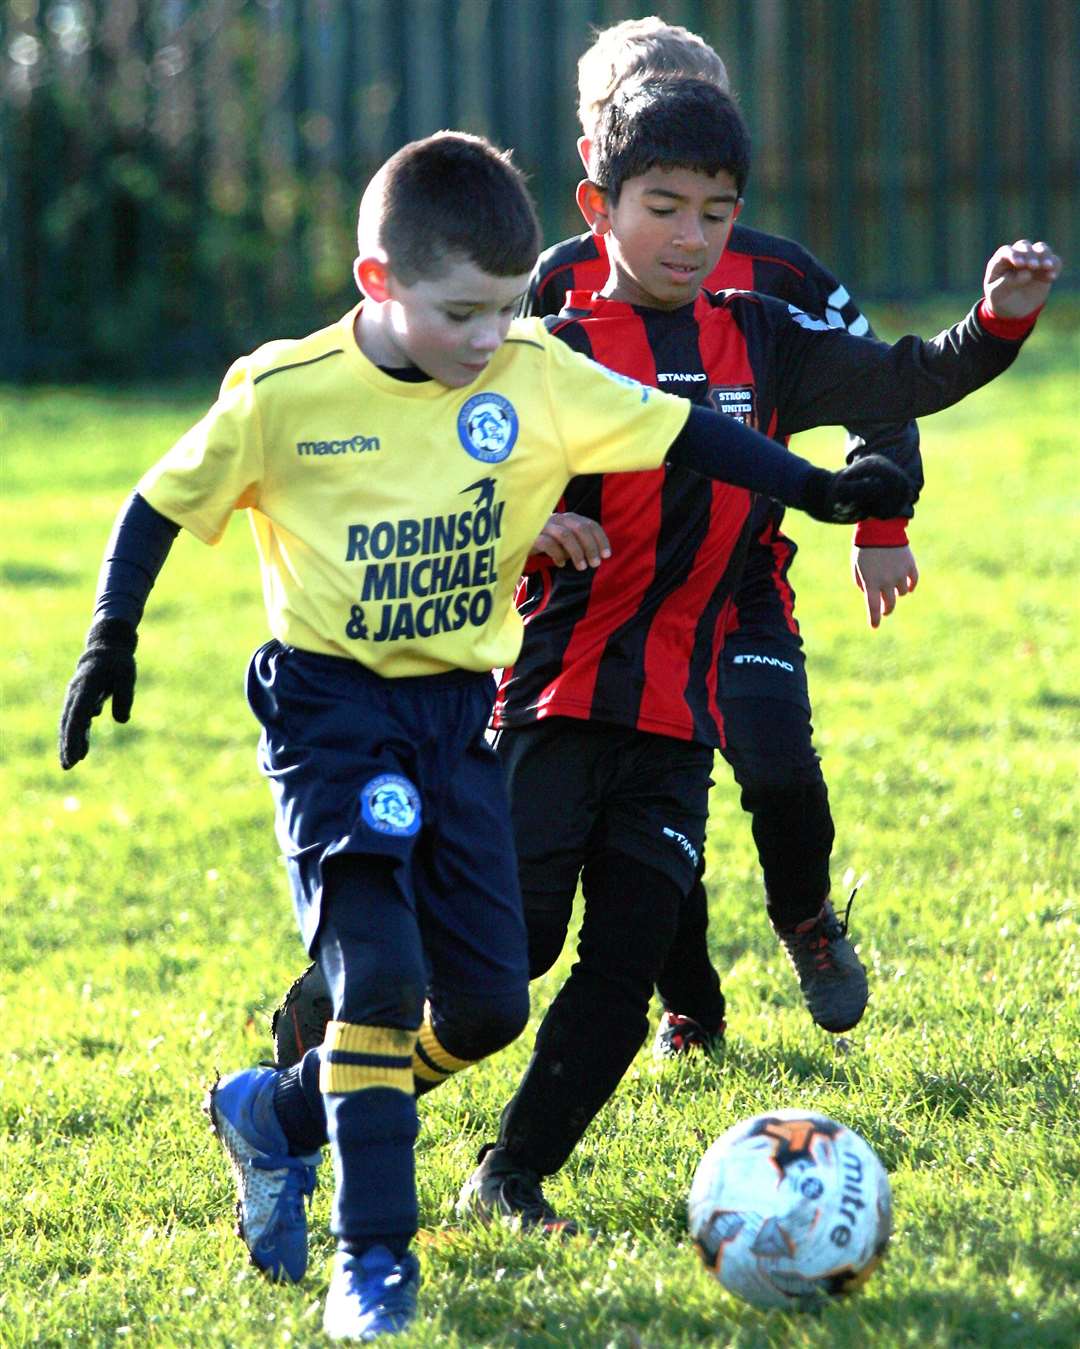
<box><xmin>427</xmin><ymin>1267</ymin><xmax>1080</xmax><ymax>1347</ymax></box>
<box><xmin>913</xmin><ymin>1212</ymin><xmax>1080</xmax><ymax>1297</ymax></box>
<box><xmin>1</xmin><ymin>561</ymin><xmax>77</xmax><ymax>587</ymax></box>
<box><xmin>1035</xmin><ymin>687</ymin><xmax>1080</xmax><ymax>710</ymax></box>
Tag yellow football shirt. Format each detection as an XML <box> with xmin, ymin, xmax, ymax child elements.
<box><xmin>139</xmin><ymin>306</ymin><xmax>690</xmax><ymax>676</ymax></box>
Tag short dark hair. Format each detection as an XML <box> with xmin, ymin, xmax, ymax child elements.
<box><xmin>359</xmin><ymin>132</ymin><xmax>541</xmax><ymax>284</ymax></box>
<box><xmin>590</xmin><ymin>79</ymin><xmax>751</xmax><ymax>203</ymax></box>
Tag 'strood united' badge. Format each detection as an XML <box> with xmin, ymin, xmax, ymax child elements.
<box><xmin>457</xmin><ymin>392</ymin><xmax>518</xmax><ymax>463</ymax></box>
<box><xmin>707</xmin><ymin>384</ymin><xmax>757</xmax><ymax>427</ymax></box>
<box><xmin>360</xmin><ymin>773</ymin><xmax>421</xmax><ymax>836</ymax></box>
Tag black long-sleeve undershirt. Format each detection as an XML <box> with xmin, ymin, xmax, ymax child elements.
<box><xmin>666</xmin><ymin>404</ymin><xmax>821</xmax><ymax>504</ymax></box>
<box><xmin>91</xmin><ymin>492</ymin><xmax>179</xmax><ymax>629</ymax></box>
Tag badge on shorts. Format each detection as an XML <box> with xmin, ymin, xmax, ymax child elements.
<box><xmin>458</xmin><ymin>392</ymin><xmax>518</xmax><ymax>463</ymax></box>
<box><xmin>360</xmin><ymin>774</ymin><xmax>421</xmax><ymax>836</ymax></box>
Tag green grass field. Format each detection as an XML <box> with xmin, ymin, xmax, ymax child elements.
<box><xmin>1</xmin><ymin>306</ymin><xmax>1078</xmax><ymax>1347</ymax></box>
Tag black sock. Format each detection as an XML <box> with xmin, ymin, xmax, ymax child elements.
<box><xmin>655</xmin><ymin>875</ymin><xmax>727</xmax><ymax>1030</ymax></box>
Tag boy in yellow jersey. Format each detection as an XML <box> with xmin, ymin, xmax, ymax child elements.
<box><xmin>57</xmin><ymin>132</ymin><xmax>913</xmax><ymax>1341</ymax></box>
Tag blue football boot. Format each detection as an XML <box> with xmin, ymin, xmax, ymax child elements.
<box><xmin>207</xmin><ymin>1066</ymin><xmax>320</xmax><ymax>1282</ymax></box>
<box><xmin>323</xmin><ymin>1245</ymin><xmax>421</xmax><ymax>1341</ymax></box>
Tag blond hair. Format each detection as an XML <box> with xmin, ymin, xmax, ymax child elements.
<box><xmin>576</xmin><ymin>16</ymin><xmax>729</xmax><ymax>138</ymax></box>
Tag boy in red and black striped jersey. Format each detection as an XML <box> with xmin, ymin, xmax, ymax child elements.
<box><xmin>524</xmin><ymin>16</ymin><xmax>922</xmax><ymax>1053</ymax></box>
<box><xmin>456</xmin><ymin>76</ymin><xmax>1058</xmax><ymax>1231</ymax></box>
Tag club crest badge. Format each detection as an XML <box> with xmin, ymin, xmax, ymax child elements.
<box><xmin>707</xmin><ymin>384</ymin><xmax>757</xmax><ymax>427</ymax></box>
<box><xmin>360</xmin><ymin>773</ymin><xmax>421</xmax><ymax>837</ymax></box>
<box><xmin>458</xmin><ymin>392</ymin><xmax>518</xmax><ymax>463</ymax></box>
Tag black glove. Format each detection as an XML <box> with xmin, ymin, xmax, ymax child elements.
<box><xmin>801</xmin><ymin>454</ymin><xmax>916</xmax><ymax>525</ymax></box>
<box><xmin>58</xmin><ymin>618</ymin><xmax>138</xmax><ymax>770</ymax></box>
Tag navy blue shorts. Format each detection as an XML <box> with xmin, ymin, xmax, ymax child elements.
<box><xmin>246</xmin><ymin>641</ymin><xmax>528</xmax><ymax>994</ymax></box>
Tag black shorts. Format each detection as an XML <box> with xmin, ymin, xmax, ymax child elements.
<box><xmin>495</xmin><ymin>717</ymin><xmax>714</xmax><ymax>901</ymax></box>
<box><xmin>719</xmin><ymin>627</ymin><xmax>810</xmax><ymax>711</ymax></box>
<box><xmin>246</xmin><ymin>641</ymin><xmax>528</xmax><ymax>994</ymax></box>
<box><xmin>721</xmin><ymin>510</ymin><xmax>810</xmax><ymax>712</ymax></box>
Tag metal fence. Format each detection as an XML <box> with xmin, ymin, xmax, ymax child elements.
<box><xmin>2</xmin><ymin>0</ymin><xmax>1077</xmax><ymax>378</ymax></box>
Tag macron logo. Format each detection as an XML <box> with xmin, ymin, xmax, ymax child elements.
<box><xmin>297</xmin><ymin>433</ymin><xmax>381</xmax><ymax>457</ymax></box>
<box><xmin>658</xmin><ymin>371</ymin><xmax>707</xmax><ymax>383</ymax></box>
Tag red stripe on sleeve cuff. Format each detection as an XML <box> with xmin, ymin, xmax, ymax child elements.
<box><xmin>854</xmin><ymin>518</ymin><xmax>910</xmax><ymax>547</ymax></box>
<box><xmin>977</xmin><ymin>300</ymin><xmax>1042</xmax><ymax>340</ymax></box>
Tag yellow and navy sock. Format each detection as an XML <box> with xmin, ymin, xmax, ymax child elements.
<box><xmin>320</xmin><ymin>1021</ymin><xmax>416</xmax><ymax>1096</ymax></box>
<box><xmin>271</xmin><ymin>1012</ymin><xmax>481</xmax><ymax>1151</ymax></box>
<box><xmin>321</xmin><ymin>1021</ymin><xmax>421</xmax><ymax>1247</ymax></box>
<box><xmin>412</xmin><ymin>1007</ymin><xmax>476</xmax><ymax>1096</ymax></box>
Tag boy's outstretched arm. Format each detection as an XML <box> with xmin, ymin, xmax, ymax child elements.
<box><xmin>58</xmin><ymin>493</ymin><xmax>180</xmax><ymax>769</ymax></box>
<box><xmin>665</xmin><ymin>408</ymin><xmax>916</xmax><ymax>524</ymax></box>
<box><xmin>773</xmin><ymin>240</ymin><xmax>1062</xmax><ymax>440</ymax></box>
<box><xmin>850</xmin><ymin>238</ymin><xmax>1060</xmax><ymax>625</ymax></box>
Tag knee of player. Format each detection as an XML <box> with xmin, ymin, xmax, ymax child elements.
<box><xmin>469</xmin><ymin>986</ymin><xmax>531</xmax><ymax>1056</ymax></box>
<box><xmin>739</xmin><ymin>764</ymin><xmax>829</xmax><ymax>806</ymax></box>
<box><xmin>436</xmin><ymin>986</ymin><xmax>530</xmax><ymax>1060</ymax></box>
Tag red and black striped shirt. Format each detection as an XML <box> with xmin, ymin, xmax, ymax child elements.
<box><xmin>494</xmin><ymin>289</ymin><xmax>1030</xmax><ymax>747</ymax></box>
<box><xmin>523</xmin><ymin>223</ymin><xmax>923</xmax><ymax>549</ymax></box>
